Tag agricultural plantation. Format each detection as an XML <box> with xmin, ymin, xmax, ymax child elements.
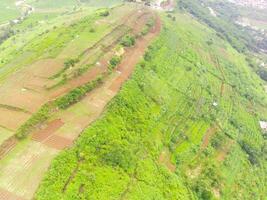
<box><xmin>0</xmin><ymin>0</ymin><xmax>266</xmax><ymax>200</ymax></box>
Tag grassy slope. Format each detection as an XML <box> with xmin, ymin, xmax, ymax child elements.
<box><xmin>0</xmin><ymin>0</ymin><xmax>20</xmax><ymax>24</ymax></box>
<box><xmin>35</xmin><ymin>10</ymin><xmax>267</xmax><ymax>200</ymax></box>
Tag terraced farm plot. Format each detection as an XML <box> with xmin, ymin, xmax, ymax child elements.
<box><xmin>0</xmin><ymin>5</ymin><xmax>151</xmax><ymax>142</ymax></box>
<box><xmin>0</xmin><ymin>5</ymin><xmax>160</xmax><ymax>199</ymax></box>
<box><xmin>0</xmin><ymin>1</ymin><xmax>266</xmax><ymax>199</ymax></box>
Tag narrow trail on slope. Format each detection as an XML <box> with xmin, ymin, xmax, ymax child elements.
<box><xmin>0</xmin><ymin>10</ymin><xmax>161</xmax><ymax>200</ymax></box>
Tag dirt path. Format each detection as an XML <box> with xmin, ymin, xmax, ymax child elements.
<box><xmin>201</xmin><ymin>125</ymin><xmax>218</xmax><ymax>149</ymax></box>
<box><xmin>0</xmin><ymin>11</ymin><xmax>161</xmax><ymax>200</ymax></box>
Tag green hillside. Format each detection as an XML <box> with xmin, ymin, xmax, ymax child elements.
<box><xmin>35</xmin><ymin>9</ymin><xmax>267</xmax><ymax>200</ymax></box>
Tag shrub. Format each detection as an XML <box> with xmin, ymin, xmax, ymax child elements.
<box><xmin>64</xmin><ymin>58</ymin><xmax>79</xmax><ymax>69</ymax></box>
<box><xmin>100</xmin><ymin>141</ymin><xmax>135</xmax><ymax>172</ymax></box>
<box><xmin>16</xmin><ymin>103</ymin><xmax>54</xmax><ymax>139</ymax></box>
<box><xmin>108</xmin><ymin>55</ymin><xmax>122</xmax><ymax>71</ymax></box>
<box><xmin>239</xmin><ymin>140</ymin><xmax>260</xmax><ymax>165</ymax></box>
<box><xmin>55</xmin><ymin>76</ymin><xmax>103</xmax><ymax>109</ymax></box>
<box><xmin>120</xmin><ymin>35</ymin><xmax>135</xmax><ymax>47</ymax></box>
<box><xmin>99</xmin><ymin>10</ymin><xmax>110</xmax><ymax>17</ymax></box>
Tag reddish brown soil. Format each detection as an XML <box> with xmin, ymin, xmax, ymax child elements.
<box><xmin>0</xmin><ymin>108</ymin><xmax>31</xmax><ymax>131</ymax></box>
<box><xmin>110</xmin><ymin>14</ymin><xmax>161</xmax><ymax>92</ymax></box>
<box><xmin>0</xmin><ymin>59</ymin><xmax>63</xmax><ymax>114</ymax></box>
<box><xmin>48</xmin><ymin>66</ymin><xmax>106</xmax><ymax>99</ymax></box>
<box><xmin>49</xmin><ymin>11</ymin><xmax>157</xmax><ymax>99</ymax></box>
<box><xmin>43</xmin><ymin>135</ymin><xmax>73</xmax><ymax>150</ymax></box>
<box><xmin>32</xmin><ymin>119</ymin><xmax>64</xmax><ymax>142</ymax></box>
<box><xmin>201</xmin><ymin>126</ymin><xmax>217</xmax><ymax>149</ymax></box>
<box><xmin>0</xmin><ymin>137</ymin><xmax>18</xmax><ymax>160</ymax></box>
<box><xmin>0</xmin><ymin>188</ymin><xmax>24</xmax><ymax>200</ymax></box>
<box><xmin>158</xmin><ymin>149</ymin><xmax>176</xmax><ymax>172</ymax></box>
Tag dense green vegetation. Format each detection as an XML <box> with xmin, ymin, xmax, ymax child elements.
<box><xmin>109</xmin><ymin>55</ymin><xmax>122</xmax><ymax>71</ymax></box>
<box><xmin>120</xmin><ymin>35</ymin><xmax>135</xmax><ymax>47</ymax></box>
<box><xmin>36</xmin><ymin>10</ymin><xmax>267</xmax><ymax>200</ymax></box>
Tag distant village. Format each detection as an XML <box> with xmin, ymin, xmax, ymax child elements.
<box><xmin>229</xmin><ymin>0</ymin><xmax>267</xmax><ymax>9</ymax></box>
<box><xmin>125</xmin><ymin>0</ymin><xmax>175</xmax><ymax>11</ymax></box>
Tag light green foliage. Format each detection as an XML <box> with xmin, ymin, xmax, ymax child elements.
<box><xmin>36</xmin><ymin>8</ymin><xmax>267</xmax><ymax>200</ymax></box>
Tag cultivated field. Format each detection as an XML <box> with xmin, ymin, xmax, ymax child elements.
<box><xmin>0</xmin><ymin>2</ymin><xmax>161</xmax><ymax>199</ymax></box>
<box><xmin>0</xmin><ymin>0</ymin><xmax>266</xmax><ymax>199</ymax></box>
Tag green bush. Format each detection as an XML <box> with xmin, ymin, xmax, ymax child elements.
<box><xmin>55</xmin><ymin>76</ymin><xmax>103</xmax><ymax>109</ymax></box>
<box><xmin>108</xmin><ymin>55</ymin><xmax>121</xmax><ymax>71</ymax></box>
<box><xmin>120</xmin><ymin>35</ymin><xmax>135</xmax><ymax>47</ymax></box>
<box><xmin>16</xmin><ymin>103</ymin><xmax>54</xmax><ymax>139</ymax></box>
<box><xmin>99</xmin><ymin>10</ymin><xmax>110</xmax><ymax>17</ymax></box>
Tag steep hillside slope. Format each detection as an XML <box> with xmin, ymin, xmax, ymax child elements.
<box><xmin>35</xmin><ymin>10</ymin><xmax>267</xmax><ymax>200</ymax></box>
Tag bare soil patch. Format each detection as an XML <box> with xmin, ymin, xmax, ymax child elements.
<box><xmin>0</xmin><ymin>136</ymin><xmax>18</xmax><ymax>160</ymax></box>
<box><xmin>32</xmin><ymin>119</ymin><xmax>64</xmax><ymax>142</ymax></box>
<box><xmin>0</xmin><ymin>59</ymin><xmax>62</xmax><ymax>113</ymax></box>
<box><xmin>48</xmin><ymin>65</ymin><xmax>106</xmax><ymax>99</ymax></box>
<box><xmin>43</xmin><ymin>135</ymin><xmax>73</xmax><ymax>150</ymax></box>
<box><xmin>110</xmin><ymin>14</ymin><xmax>161</xmax><ymax>92</ymax></box>
<box><xmin>201</xmin><ymin>125</ymin><xmax>217</xmax><ymax>149</ymax></box>
<box><xmin>0</xmin><ymin>187</ymin><xmax>24</xmax><ymax>200</ymax></box>
<box><xmin>158</xmin><ymin>148</ymin><xmax>176</xmax><ymax>172</ymax></box>
<box><xmin>220</xmin><ymin>82</ymin><xmax>225</xmax><ymax>97</ymax></box>
<box><xmin>0</xmin><ymin>108</ymin><xmax>31</xmax><ymax>131</ymax></box>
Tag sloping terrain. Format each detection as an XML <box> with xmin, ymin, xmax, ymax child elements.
<box><xmin>0</xmin><ymin>1</ymin><xmax>266</xmax><ymax>200</ymax></box>
<box><xmin>35</xmin><ymin>7</ymin><xmax>267</xmax><ymax>200</ymax></box>
<box><xmin>0</xmin><ymin>3</ymin><xmax>161</xmax><ymax>200</ymax></box>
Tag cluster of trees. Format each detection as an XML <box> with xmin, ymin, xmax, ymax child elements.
<box><xmin>55</xmin><ymin>76</ymin><xmax>103</xmax><ymax>109</ymax></box>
